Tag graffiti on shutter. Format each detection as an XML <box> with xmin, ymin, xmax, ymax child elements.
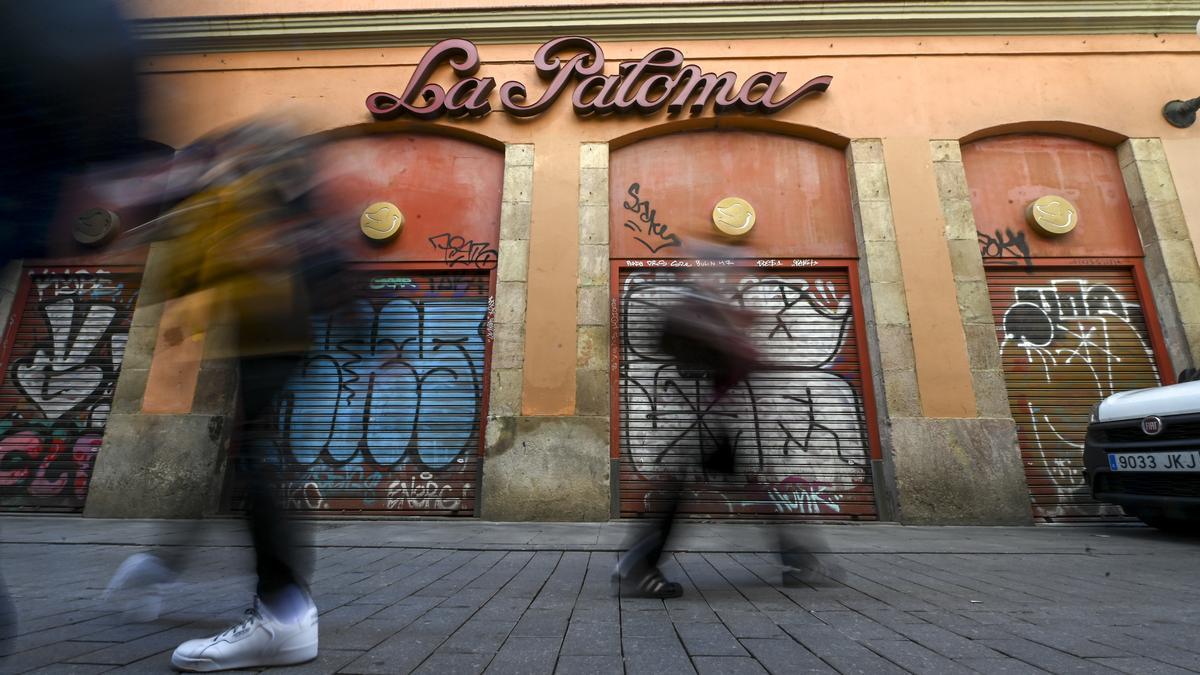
<box><xmin>265</xmin><ymin>272</ymin><xmax>488</xmax><ymax>514</ymax></box>
<box><xmin>0</xmin><ymin>270</ymin><xmax>138</xmax><ymax>511</ymax></box>
<box><xmin>619</xmin><ymin>269</ymin><xmax>876</xmax><ymax>519</ymax></box>
<box><xmin>991</xmin><ymin>269</ymin><xmax>1160</xmax><ymax>521</ymax></box>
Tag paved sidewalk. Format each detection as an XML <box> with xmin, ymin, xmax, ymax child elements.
<box><xmin>1</xmin><ymin>517</ymin><xmax>1199</xmax><ymax>674</ymax></box>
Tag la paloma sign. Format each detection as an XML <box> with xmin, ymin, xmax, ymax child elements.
<box><xmin>367</xmin><ymin>37</ymin><xmax>832</xmax><ymax>120</ymax></box>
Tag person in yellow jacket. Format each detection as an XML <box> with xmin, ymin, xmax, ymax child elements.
<box><xmin>105</xmin><ymin>121</ymin><xmax>334</xmax><ymax>672</ymax></box>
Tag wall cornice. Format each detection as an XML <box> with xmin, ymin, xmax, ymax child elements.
<box><xmin>133</xmin><ymin>1</ymin><xmax>1200</xmax><ymax>54</ymax></box>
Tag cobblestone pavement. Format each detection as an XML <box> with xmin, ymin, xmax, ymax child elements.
<box><xmin>1</xmin><ymin>517</ymin><xmax>1199</xmax><ymax>674</ymax></box>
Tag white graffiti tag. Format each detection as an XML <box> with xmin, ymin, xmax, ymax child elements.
<box><xmin>767</xmin><ymin>481</ymin><xmax>844</xmax><ymax>514</ymax></box>
<box><xmin>386</xmin><ymin>472</ymin><xmax>467</xmax><ymax>511</ymax></box>
<box><xmin>999</xmin><ymin>279</ymin><xmax>1158</xmax><ymax>518</ymax></box>
<box><xmin>15</xmin><ymin>275</ymin><xmax>128</xmax><ymax>423</ymax></box>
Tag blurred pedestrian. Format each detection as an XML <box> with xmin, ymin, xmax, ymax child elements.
<box><xmin>613</xmin><ymin>245</ymin><xmax>759</xmax><ymax>598</ymax></box>
<box><xmin>0</xmin><ymin>0</ymin><xmax>147</xmax><ymax>659</ymax></box>
<box><xmin>613</xmin><ymin>244</ymin><xmax>840</xmax><ymax>597</ymax></box>
<box><xmin>101</xmin><ymin>120</ymin><xmax>345</xmax><ymax>671</ymax></box>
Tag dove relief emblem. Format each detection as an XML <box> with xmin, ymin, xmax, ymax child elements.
<box><xmin>360</xmin><ymin>202</ymin><xmax>404</xmax><ymax>240</ymax></box>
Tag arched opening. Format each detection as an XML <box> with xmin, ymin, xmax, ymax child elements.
<box><xmin>961</xmin><ymin>133</ymin><xmax>1172</xmax><ymax>523</ymax></box>
<box><xmin>250</xmin><ymin>131</ymin><xmax>507</xmax><ymax>516</ymax></box>
<box><xmin>609</xmin><ymin>126</ymin><xmax>881</xmax><ymax>521</ymax></box>
<box><xmin>0</xmin><ymin>137</ymin><xmax>175</xmax><ymax>512</ymax></box>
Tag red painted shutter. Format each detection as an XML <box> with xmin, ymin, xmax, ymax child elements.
<box><xmin>987</xmin><ymin>266</ymin><xmax>1162</xmax><ymax>522</ymax></box>
<box><xmin>0</xmin><ymin>269</ymin><xmax>140</xmax><ymax>512</ymax></box>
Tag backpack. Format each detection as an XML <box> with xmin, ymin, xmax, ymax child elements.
<box><xmin>658</xmin><ymin>288</ymin><xmax>761</xmax><ymax>392</ymax></box>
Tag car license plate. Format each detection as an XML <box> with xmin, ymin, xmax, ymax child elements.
<box><xmin>1108</xmin><ymin>451</ymin><xmax>1200</xmax><ymax>472</ymax></box>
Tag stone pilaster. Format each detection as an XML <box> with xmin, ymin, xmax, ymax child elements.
<box><xmin>576</xmin><ymin>143</ymin><xmax>611</xmax><ymax>419</ymax></box>
<box><xmin>487</xmin><ymin>144</ymin><xmax>534</xmax><ymax>419</ymax></box>
<box><xmin>849</xmin><ymin>139</ymin><xmax>1031</xmax><ymax>525</ymax></box>
<box><xmin>481</xmin><ymin>144</ymin><xmax>607</xmax><ymax>521</ymax></box>
<box><xmin>926</xmin><ymin>139</ymin><xmax>1030</xmax><ymax>524</ymax></box>
<box><xmin>480</xmin><ymin>143</ymin><xmax>611</xmax><ymax>521</ymax></box>
<box><xmin>931</xmin><ymin>140</ymin><xmax>1012</xmax><ymax>419</ymax></box>
<box><xmin>847</xmin><ymin>139</ymin><xmax>912</xmax><ymax>522</ymax></box>
<box><xmin>85</xmin><ymin>242</ymin><xmax>236</xmax><ymax>518</ymax></box>
<box><xmin>1119</xmin><ymin>139</ymin><xmax>1200</xmax><ymax>376</ymax></box>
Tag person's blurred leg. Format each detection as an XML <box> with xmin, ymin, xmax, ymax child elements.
<box><xmin>615</xmin><ymin>476</ymin><xmax>685</xmax><ymax>598</ymax></box>
<box><xmin>778</xmin><ymin>523</ymin><xmax>843</xmax><ymax>587</ymax></box>
<box><xmin>170</xmin><ymin>353</ymin><xmax>318</xmax><ymax>672</ymax></box>
<box><xmin>238</xmin><ymin>354</ymin><xmax>307</xmax><ymax>601</ymax></box>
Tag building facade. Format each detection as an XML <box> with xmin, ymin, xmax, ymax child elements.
<box><xmin>2</xmin><ymin>0</ymin><xmax>1199</xmax><ymax>524</ymax></box>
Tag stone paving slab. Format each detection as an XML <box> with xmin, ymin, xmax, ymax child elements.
<box><xmin>0</xmin><ymin>518</ymin><xmax>1198</xmax><ymax>673</ymax></box>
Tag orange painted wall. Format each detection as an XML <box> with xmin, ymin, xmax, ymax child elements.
<box><xmin>128</xmin><ymin>32</ymin><xmax>1200</xmax><ymax>419</ymax></box>
<box><xmin>1164</xmin><ymin>138</ymin><xmax>1200</xmax><ymax>258</ymax></box>
<box><xmin>523</xmin><ymin>121</ymin><xmax>581</xmax><ymax>415</ymax></box>
<box><xmin>137</xmin><ymin>36</ymin><xmax>1200</xmax><ymax>147</ymax></box>
<box><xmin>883</xmin><ymin>137</ymin><xmax>976</xmax><ymax>418</ymax></box>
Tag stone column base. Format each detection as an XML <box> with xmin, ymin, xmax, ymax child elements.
<box><xmin>889</xmin><ymin>417</ymin><xmax>1032</xmax><ymax>525</ymax></box>
<box><xmin>481</xmin><ymin>416</ymin><xmax>610</xmax><ymax>521</ymax></box>
<box><xmin>84</xmin><ymin>412</ymin><xmax>232</xmax><ymax>518</ymax></box>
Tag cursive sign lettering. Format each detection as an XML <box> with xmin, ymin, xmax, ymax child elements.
<box><xmin>368</xmin><ymin>37</ymin><xmax>831</xmax><ymax>121</ymax></box>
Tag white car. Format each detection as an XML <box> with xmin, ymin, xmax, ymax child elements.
<box><xmin>1084</xmin><ymin>376</ymin><xmax>1200</xmax><ymax>531</ymax></box>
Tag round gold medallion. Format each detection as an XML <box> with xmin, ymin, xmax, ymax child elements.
<box><xmin>360</xmin><ymin>202</ymin><xmax>404</xmax><ymax>240</ymax></box>
<box><xmin>74</xmin><ymin>208</ymin><xmax>120</xmax><ymax>246</ymax></box>
<box><xmin>1025</xmin><ymin>195</ymin><xmax>1079</xmax><ymax>236</ymax></box>
<box><xmin>712</xmin><ymin>197</ymin><xmax>756</xmax><ymax>236</ymax></box>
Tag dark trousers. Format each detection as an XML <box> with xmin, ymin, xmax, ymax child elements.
<box><xmin>620</xmin><ymin>399</ymin><xmax>827</xmax><ymax>577</ymax></box>
<box><xmin>150</xmin><ymin>354</ymin><xmax>308</xmax><ymax>601</ymax></box>
<box><xmin>238</xmin><ymin>354</ymin><xmax>305</xmax><ymax>598</ymax></box>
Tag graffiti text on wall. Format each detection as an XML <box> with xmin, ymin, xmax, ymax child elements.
<box><xmin>978</xmin><ymin>227</ymin><xmax>1033</xmax><ymax>272</ymax></box>
<box><xmin>0</xmin><ymin>272</ymin><xmax>136</xmax><ymax>509</ymax></box>
<box><xmin>623</xmin><ymin>183</ymin><xmax>682</xmax><ymax>254</ymax></box>
<box><xmin>998</xmin><ymin>277</ymin><xmax>1158</xmax><ymax>519</ymax></box>
<box><xmin>428</xmin><ymin>233</ymin><xmax>498</xmax><ymax>268</ymax></box>
<box><xmin>620</xmin><ymin>271</ymin><xmax>872</xmax><ymax>518</ymax></box>
<box><xmin>269</xmin><ymin>275</ymin><xmax>487</xmax><ymax>513</ymax></box>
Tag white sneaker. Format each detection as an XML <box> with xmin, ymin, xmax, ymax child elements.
<box><xmin>170</xmin><ymin>597</ymin><xmax>318</xmax><ymax>672</ymax></box>
<box><xmin>101</xmin><ymin>553</ymin><xmax>176</xmax><ymax>622</ymax></box>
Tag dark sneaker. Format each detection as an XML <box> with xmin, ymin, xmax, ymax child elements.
<box><xmin>782</xmin><ymin>561</ymin><xmax>846</xmax><ymax>588</ymax></box>
<box><xmin>614</xmin><ymin>567</ymin><xmax>684</xmax><ymax>599</ymax></box>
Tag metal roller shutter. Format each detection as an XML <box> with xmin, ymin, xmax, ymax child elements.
<box><xmin>0</xmin><ymin>269</ymin><xmax>140</xmax><ymax>512</ymax></box>
<box><xmin>265</xmin><ymin>271</ymin><xmax>489</xmax><ymax>515</ymax></box>
<box><xmin>987</xmin><ymin>267</ymin><xmax>1162</xmax><ymax>522</ymax></box>
<box><xmin>618</xmin><ymin>268</ymin><xmax>877</xmax><ymax>520</ymax></box>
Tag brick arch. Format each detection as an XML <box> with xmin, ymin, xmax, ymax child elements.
<box><xmin>609</xmin><ymin>128</ymin><xmax>856</xmax><ymax>260</ymax></box>
<box><xmin>608</xmin><ymin>117</ymin><xmax>849</xmax><ymax>152</ymax></box>
<box><xmin>961</xmin><ymin>122</ymin><xmax>1127</xmax><ymax>148</ymax></box>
